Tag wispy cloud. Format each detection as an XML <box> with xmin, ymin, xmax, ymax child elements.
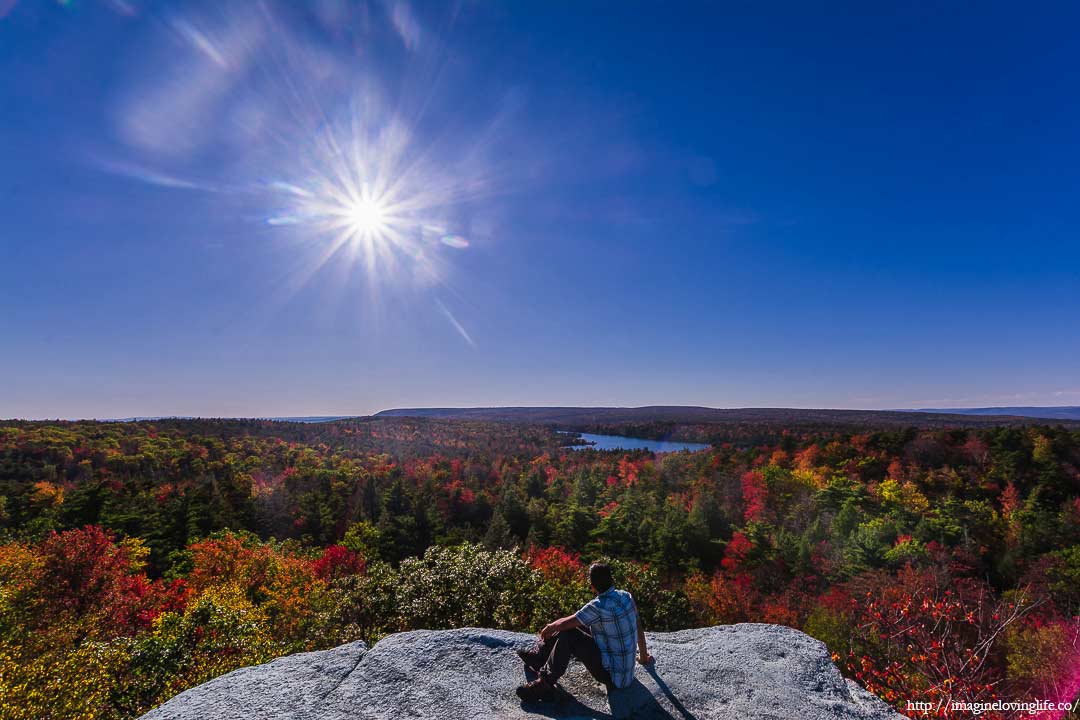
<box><xmin>169</xmin><ymin>16</ymin><xmax>228</xmax><ymax>68</ymax></box>
<box><xmin>386</xmin><ymin>0</ymin><xmax>422</xmax><ymax>51</ymax></box>
<box><xmin>95</xmin><ymin>157</ymin><xmax>218</xmax><ymax>191</ymax></box>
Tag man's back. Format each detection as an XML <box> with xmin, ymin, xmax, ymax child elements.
<box><xmin>573</xmin><ymin>588</ymin><xmax>638</xmax><ymax>688</ymax></box>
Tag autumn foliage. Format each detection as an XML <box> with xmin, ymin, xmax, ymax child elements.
<box><xmin>1</xmin><ymin>418</ymin><xmax>1079</xmax><ymax>718</ymax></box>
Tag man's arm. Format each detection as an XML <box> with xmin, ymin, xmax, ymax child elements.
<box><xmin>634</xmin><ymin>602</ymin><xmax>653</xmax><ymax>664</ymax></box>
<box><xmin>539</xmin><ymin>614</ymin><xmax>584</xmax><ymax>640</ymax></box>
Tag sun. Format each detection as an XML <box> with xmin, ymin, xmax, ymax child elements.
<box><xmin>344</xmin><ymin>196</ymin><xmax>387</xmax><ymax>238</ymax></box>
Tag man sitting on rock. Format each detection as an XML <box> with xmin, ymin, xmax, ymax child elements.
<box><xmin>515</xmin><ymin>562</ymin><xmax>653</xmax><ymax>703</ymax></box>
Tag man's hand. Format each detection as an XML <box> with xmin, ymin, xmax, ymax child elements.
<box><xmin>637</xmin><ymin>651</ymin><xmax>654</xmax><ymax>666</ymax></box>
<box><xmin>538</xmin><ymin>614</ymin><xmax>583</xmax><ymax>641</ymax></box>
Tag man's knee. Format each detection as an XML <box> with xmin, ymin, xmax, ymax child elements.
<box><xmin>563</xmin><ymin>627</ymin><xmax>590</xmax><ymax>644</ymax></box>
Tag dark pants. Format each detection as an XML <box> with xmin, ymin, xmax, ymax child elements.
<box><xmin>537</xmin><ymin>628</ymin><xmax>613</xmax><ymax>687</ymax></box>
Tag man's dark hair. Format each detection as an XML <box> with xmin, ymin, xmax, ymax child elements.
<box><xmin>588</xmin><ymin>563</ymin><xmax>614</xmax><ymax>593</ymax></box>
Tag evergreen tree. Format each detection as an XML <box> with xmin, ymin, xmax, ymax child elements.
<box><xmin>483</xmin><ymin>511</ymin><xmax>515</xmax><ymax>550</ymax></box>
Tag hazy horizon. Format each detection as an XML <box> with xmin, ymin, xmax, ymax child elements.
<box><xmin>8</xmin><ymin>403</ymin><xmax>1080</xmax><ymax>423</ymax></box>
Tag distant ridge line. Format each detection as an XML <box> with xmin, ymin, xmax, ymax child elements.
<box><xmin>915</xmin><ymin>406</ymin><xmax>1080</xmax><ymax>420</ymax></box>
<box><xmin>373</xmin><ymin>406</ymin><xmax>1080</xmax><ymax>427</ymax></box>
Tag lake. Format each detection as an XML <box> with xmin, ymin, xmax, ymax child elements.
<box><xmin>565</xmin><ymin>432</ymin><xmax>711</xmax><ymax>453</ymax></box>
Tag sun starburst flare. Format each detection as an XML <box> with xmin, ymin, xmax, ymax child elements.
<box><xmin>262</xmin><ymin>106</ymin><xmax>481</xmax><ymax>325</ymax></box>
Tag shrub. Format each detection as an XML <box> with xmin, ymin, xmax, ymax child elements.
<box><xmin>396</xmin><ymin>544</ymin><xmax>540</xmax><ymax>630</ymax></box>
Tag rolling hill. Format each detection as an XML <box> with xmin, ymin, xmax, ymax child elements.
<box><xmin>374</xmin><ymin>406</ymin><xmax>1080</xmax><ymax>428</ymax></box>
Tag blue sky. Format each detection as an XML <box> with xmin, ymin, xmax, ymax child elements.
<box><xmin>2</xmin><ymin>1</ymin><xmax>1078</xmax><ymax>419</ymax></box>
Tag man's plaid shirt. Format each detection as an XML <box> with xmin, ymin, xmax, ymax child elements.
<box><xmin>574</xmin><ymin>587</ymin><xmax>639</xmax><ymax>688</ymax></box>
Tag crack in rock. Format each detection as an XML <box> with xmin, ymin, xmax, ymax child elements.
<box><xmin>313</xmin><ymin>643</ymin><xmax>369</xmax><ymax>708</ymax></box>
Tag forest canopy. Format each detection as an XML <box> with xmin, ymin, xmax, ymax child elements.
<box><xmin>1</xmin><ymin>416</ymin><xmax>1078</xmax><ymax>719</ymax></box>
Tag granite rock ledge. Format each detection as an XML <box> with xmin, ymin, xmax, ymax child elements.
<box><xmin>140</xmin><ymin>623</ymin><xmax>905</xmax><ymax>720</ymax></box>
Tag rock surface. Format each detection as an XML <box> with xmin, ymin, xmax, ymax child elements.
<box><xmin>141</xmin><ymin>624</ymin><xmax>905</xmax><ymax>720</ymax></box>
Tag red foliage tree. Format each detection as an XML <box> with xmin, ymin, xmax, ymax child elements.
<box><xmin>741</xmin><ymin>470</ymin><xmax>768</xmax><ymax>522</ymax></box>
<box><xmin>686</xmin><ymin>569</ymin><xmax>760</xmax><ymax>624</ymax></box>
<box><xmin>38</xmin><ymin>525</ymin><xmax>157</xmax><ymax>638</ymax></box>
<box><xmin>527</xmin><ymin>546</ymin><xmax>584</xmax><ymax>585</ymax></box>
<box><xmin>843</xmin><ymin>565</ymin><xmax>1043</xmax><ymax>717</ymax></box>
<box><xmin>312</xmin><ymin>545</ymin><xmax>366</xmax><ymax>581</ymax></box>
<box><xmin>721</xmin><ymin>531</ymin><xmax>752</xmax><ymax>572</ymax></box>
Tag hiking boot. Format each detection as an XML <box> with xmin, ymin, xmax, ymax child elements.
<box><xmin>516</xmin><ymin>647</ymin><xmax>545</xmax><ymax>673</ymax></box>
<box><xmin>516</xmin><ymin>677</ymin><xmax>557</xmax><ymax>703</ymax></box>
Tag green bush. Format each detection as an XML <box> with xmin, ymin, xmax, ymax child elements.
<box><xmin>396</xmin><ymin>544</ymin><xmax>540</xmax><ymax>630</ymax></box>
